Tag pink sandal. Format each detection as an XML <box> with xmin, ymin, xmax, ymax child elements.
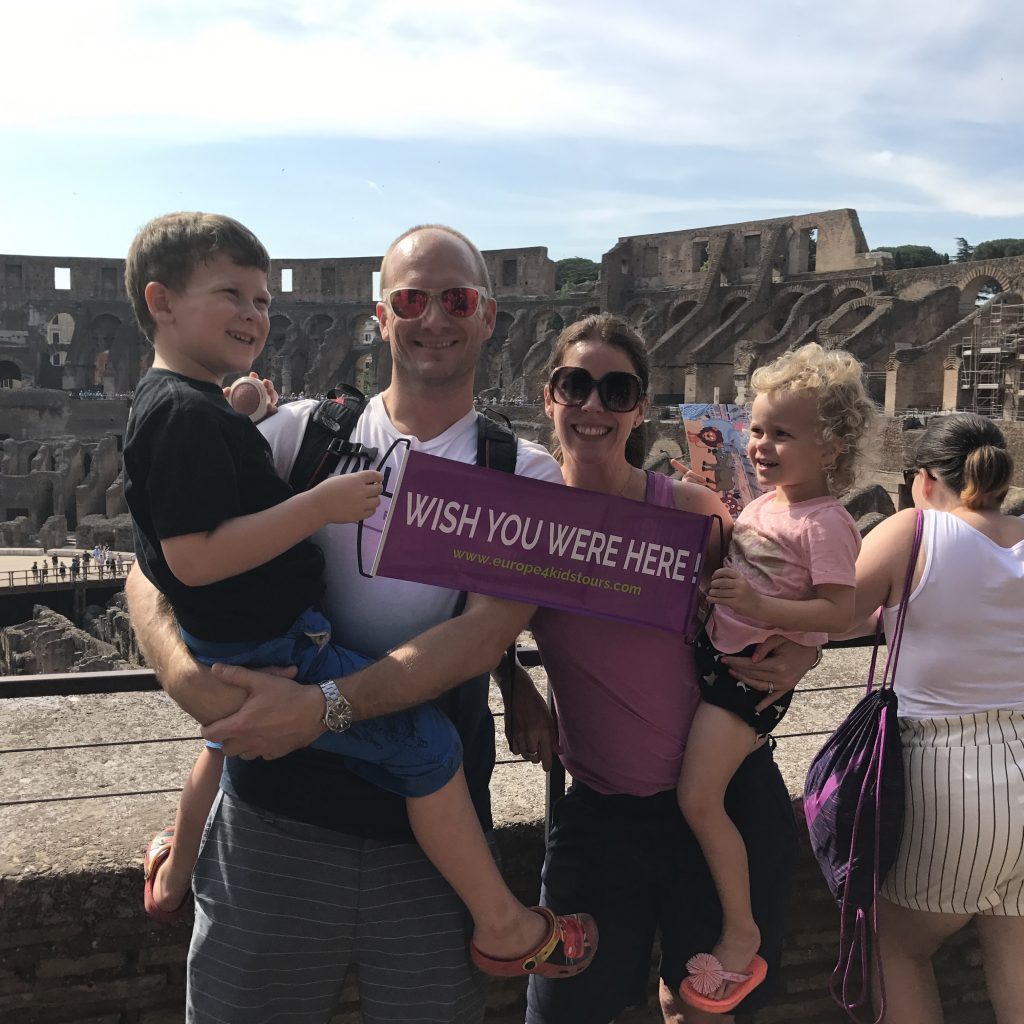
<box><xmin>143</xmin><ymin>827</ymin><xmax>192</xmax><ymax>924</ymax></box>
<box><xmin>679</xmin><ymin>952</ymin><xmax>767</xmax><ymax>1013</ymax></box>
<box><xmin>470</xmin><ymin>906</ymin><xmax>598</xmax><ymax>978</ymax></box>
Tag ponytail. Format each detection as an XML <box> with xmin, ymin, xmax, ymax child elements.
<box><xmin>960</xmin><ymin>445</ymin><xmax>1012</xmax><ymax>510</ymax></box>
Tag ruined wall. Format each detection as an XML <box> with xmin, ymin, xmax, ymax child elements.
<box><xmin>0</xmin><ymin>606</ymin><xmax>132</xmax><ymax>675</ymax></box>
<box><xmin>0</xmin><ymin>809</ymin><xmax>995</xmax><ymax>1024</ymax></box>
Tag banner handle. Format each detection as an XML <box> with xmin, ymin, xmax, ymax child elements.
<box><xmin>357</xmin><ymin>437</ymin><xmax>412</xmax><ymax>580</ymax></box>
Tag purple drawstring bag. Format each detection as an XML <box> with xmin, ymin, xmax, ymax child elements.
<box><xmin>803</xmin><ymin>509</ymin><xmax>923</xmax><ymax>1023</ymax></box>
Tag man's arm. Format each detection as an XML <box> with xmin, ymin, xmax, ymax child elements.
<box><xmin>125</xmin><ymin>563</ymin><xmax>249</xmax><ymax>725</ymax></box>
<box><xmin>204</xmin><ymin>591</ymin><xmax>538</xmax><ymax>759</ymax></box>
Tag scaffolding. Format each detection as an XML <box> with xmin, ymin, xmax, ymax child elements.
<box><xmin>951</xmin><ymin>304</ymin><xmax>1024</xmax><ymax>419</ymax></box>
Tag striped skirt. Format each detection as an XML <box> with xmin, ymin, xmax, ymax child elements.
<box><xmin>881</xmin><ymin>709</ymin><xmax>1024</xmax><ymax>916</ymax></box>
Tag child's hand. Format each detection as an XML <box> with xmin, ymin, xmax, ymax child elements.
<box><xmin>707</xmin><ymin>567</ymin><xmax>762</xmax><ymax>618</ymax></box>
<box><xmin>670</xmin><ymin>458</ymin><xmax>714</xmax><ymax>489</ymax></box>
<box><xmin>225</xmin><ymin>372</ymin><xmax>280</xmax><ymax>423</ymax></box>
<box><xmin>315</xmin><ymin>470</ymin><xmax>383</xmax><ymax>525</ymax></box>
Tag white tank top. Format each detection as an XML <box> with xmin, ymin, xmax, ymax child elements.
<box><xmin>882</xmin><ymin>510</ymin><xmax>1024</xmax><ymax>719</ymax></box>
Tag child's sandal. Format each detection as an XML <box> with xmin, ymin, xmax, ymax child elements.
<box><xmin>143</xmin><ymin>826</ymin><xmax>192</xmax><ymax>924</ymax></box>
<box><xmin>469</xmin><ymin>906</ymin><xmax>598</xmax><ymax>979</ymax></box>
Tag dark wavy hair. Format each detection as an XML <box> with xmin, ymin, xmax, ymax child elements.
<box><xmin>912</xmin><ymin>413</ymin><xmax>1013</xmax><ymax>510</ymax></box>
<box><xmin>546</xmin><ymin>314</ymin><xmax>651</xmax><ymax>467</ymax></box>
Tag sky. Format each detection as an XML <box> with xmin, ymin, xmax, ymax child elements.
<box><xmin>2</xmin><ymin>0</ymin><xmax>1022</xmax><ymax>264</ymax></box>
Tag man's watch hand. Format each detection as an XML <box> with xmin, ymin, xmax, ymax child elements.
<box><xmin>319</xmin><ymin>679</ymin><xmax>354</xmax><ymax>733</ymax></box>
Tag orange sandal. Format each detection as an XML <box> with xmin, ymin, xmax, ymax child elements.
<box><xmin>470</xmin><ymin>906</ymin><xmax>598</xmax><ymax>978</ymax></box>
<box><xmin>143</xmin><ymin>827</ymin><xmax>192</xmax><ymax>924</ymax></box>
<box><xmin>679</xmin><ymin>952</ymin><xmax>767</xmax><ymax>1013</ymax></box>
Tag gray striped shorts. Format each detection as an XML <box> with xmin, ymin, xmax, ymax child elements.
<box><xmin>187</xmin><ymin>789</ymin><xmax>489</xmax><ymax>1024</ymax></box>
<box><xmin>881</xmin><ymin>708</ymin><xmax>1024</xmax><ymax>916</ymax></box>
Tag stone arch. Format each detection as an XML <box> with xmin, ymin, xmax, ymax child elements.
<box><xmin>958</xmin><ymin>266</ymin><xmax>1012</xmax><ymax>310</ymax></box>
<box><xmin>492</xmin><ymin>310</ymin><xmax>515</xmax><ymax>345</ymax></box>
<box><xmin>771</xmin><ymin>289</ymin><xmax>805</xmax><ymax>332</ymax></box>
<box><xmin>830</xmin><ymin>301</ymin><xmax>874</xmax><ymax>334</ymax></box>
<box><xmin>669</xmin><ymin>299</ymin><xmax>698</xmax><ymax>326</ymax></box>
<box><xmin>304</xmin><ymin>313</ymin><xmax>335</xmax><ymax>342</ymax></box>
<box><xmin>830</xmin><ymin>285</ymin><xmax>867</xmax><ymax>312</ymax></box>
<box><xmin>530</xmin><ymin>308</ymin><xmax>565</xmax><ymax>343</ymax></box>
<box><xmin>624</xmin><ymin>300</ymin><xmax>654</xmax><ymax>326</ymax></box>
<box><xmin>0</xmin><ymin>360</ymin><xmax>23</xmax><ymax>387</ymax></box>
<box><xmin>719</xmin><ymin>295</ymin><xmax>747</xmax><ymax>325</ymax></box>
<box><xmin>354</xmin><ymin>352</ymin><xmax>376</xmax><ymax>394</ymax></box>
<box><xmin>353</xmin><ymin>314</ymin><xmax>379</xmax><ymax>348</ymax></box>
<box><xmin>86</xmin><ymin>314</ymin><xmax>122</xmax><ymax>388</ymax></box>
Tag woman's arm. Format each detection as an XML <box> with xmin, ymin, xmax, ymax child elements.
<box><xmin>851</xmin><ymin>508</ymin><xmax>919</xmax><ymax>622</ymax></box>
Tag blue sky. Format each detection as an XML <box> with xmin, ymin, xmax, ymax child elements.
<box><xmin>2</xmin><ymin>0</ymin><xmax>1022</xmax><ymax>264</ymax></box>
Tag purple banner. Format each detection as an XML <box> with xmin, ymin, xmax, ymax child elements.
<box><xmin>368</xmin><ymin>451</ymin><xmax>714</xmax><ymax>635</ymax></box>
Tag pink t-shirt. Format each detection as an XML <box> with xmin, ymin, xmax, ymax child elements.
<box><xmin>707</xmin><ymin>490</ymin><xmax>860</xmax><ymax>653</ymax></box>
<box><xmin>531</xmin><ymin>472</ymin><xmax>701</xmax><ymax>797</ymax></box>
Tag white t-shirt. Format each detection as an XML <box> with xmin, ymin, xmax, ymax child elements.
<box><xmin>260</xmin><ymin>396</ymin><xmax>563</xmax><ymax>657</ymax></box>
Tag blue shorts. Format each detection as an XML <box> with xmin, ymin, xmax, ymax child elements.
<box><xmin>181</xmin><ymin>607</ymin><xmax>461</xmax><ymax>798</ymax></box>
<box><xmin>527</xmin><ymin>744</ymin><xmax>798</xmax><ymax>1024</ymax></box>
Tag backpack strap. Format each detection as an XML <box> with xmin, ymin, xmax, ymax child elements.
<box><xmin>287</xmin><ymin>383</ymin><xmax>377</xmax><ymax>492</ymax></box>
<box><xmin>475</xmin><ymin>410</ymin><xmax>518</xmax><ymax>475</ymax></box>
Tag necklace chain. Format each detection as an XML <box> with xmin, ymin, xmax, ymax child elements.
<box><xmin>617</xmin><ymin>466</ymin><xmax>635</xmax><ymax>497</ymax></box>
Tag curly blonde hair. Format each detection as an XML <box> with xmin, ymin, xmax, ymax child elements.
<box><xmin>750</xmin><ymin>343</ymin><xmax>876</xmax><ymax>494</ymax></box>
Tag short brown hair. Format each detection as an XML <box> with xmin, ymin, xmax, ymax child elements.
<box><xmin>125</xmin><ymin>212</ymin><xmax>270</xmax><ymax>343</ymax></box>
<box><xmin>379</xmin><ymin>224</ymin><xmax>492</xmax><ymax>295</ymax></box>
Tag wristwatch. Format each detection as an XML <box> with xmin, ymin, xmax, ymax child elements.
<box><xmin>318</xmin><ymin>679</ymin><xmax>353</xmax><ymax>733</ymax></box>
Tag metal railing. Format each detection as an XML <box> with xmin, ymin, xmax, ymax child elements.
<box><xmin>0</xmin><ymin>561</ymin><xmax>135</xmax><ymax>589</ymax></box>
<box><xmin>1</xmin><ymin>640</ymin><xmax>875</xmax><ymax>815</ymax></box>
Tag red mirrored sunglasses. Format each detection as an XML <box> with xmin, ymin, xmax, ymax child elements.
<box><xmin>383</xmin><ymin>286</ymin><xmax>487</xmax><ymax>320</ymax></box>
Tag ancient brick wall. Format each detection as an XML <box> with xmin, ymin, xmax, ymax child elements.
<box><xmin>0</xmin><ymin>808</ymin><xmax>995</xmax><ymax>1023</ymax></box>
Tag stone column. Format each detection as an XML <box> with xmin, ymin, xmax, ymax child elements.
<box><xmin>941</xmin><ymin>355</ymin><xmax>961</xmax><ymax>412</ymax></box>
<box><xmin>884</xmin><ymin>358</ymin><xmax>899</xmax><ymax>417</ymax></box>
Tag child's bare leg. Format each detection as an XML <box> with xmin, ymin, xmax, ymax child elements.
<box><xmin>677</xmin><ymin>703</ymin><xmax>761</xmax><ymax>996</ymax></box>
<box><xmin>151</xmin><ymin>745</ymin><xmax>223</xmax><ymax>911</ymax></box>
<box><xmin>407</xmin><ymin>766</ymin><xmax>549</xmax><ymax>959</ymax></box>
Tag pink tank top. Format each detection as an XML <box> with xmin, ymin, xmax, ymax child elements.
<box><xmin>531</xmin><ymin>472</ymin><xmax>701</xmax><ymax>796</ymax></box>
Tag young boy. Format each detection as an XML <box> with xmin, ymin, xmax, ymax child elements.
<box><xmin>124</xmin><ymin>212</ymin><xmax>596</xmax><ymax>978</ymax></box>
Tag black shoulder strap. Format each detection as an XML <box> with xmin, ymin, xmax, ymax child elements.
<box><xmin>288</xmin><ymin>383</ymin><xmax>377</xmax><ymax>492</ymax></box>
<box><xmin>475</xmin><ymin>410</ymin><xmax>518</xmax><ymax>475</ymax></box>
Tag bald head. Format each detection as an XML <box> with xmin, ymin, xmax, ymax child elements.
<box><xmin>379</xmin><ymin>224</ymin><xmax>492</xmax><ymax>295</ymax></box>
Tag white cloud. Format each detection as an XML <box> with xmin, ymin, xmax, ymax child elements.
<box><xmin>826</xmin><ymin>149</ymin><xmax>1024</xmax><ymax>217</ymax></box>
<box><xmin>7</xmin><ymin>0</ymin><xmax>1021</xmax><ymax>147</ymax></box>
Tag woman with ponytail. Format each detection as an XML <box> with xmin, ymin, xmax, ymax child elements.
<box><xmin>850</xmin><ymin>412</ymin><xmax>1024</xmax><ymax>1022</ymax></box>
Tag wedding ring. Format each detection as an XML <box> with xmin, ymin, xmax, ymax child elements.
<box><xmin>767</xmin><ymin>683</ymin><xmax>775</xmax><ymax>695</ymax></box>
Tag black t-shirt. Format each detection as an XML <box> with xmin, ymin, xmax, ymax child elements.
<box><xmin>123</xmin><ymin>369</ymin><xmax>324</xmax><ymax>641</ymax></box>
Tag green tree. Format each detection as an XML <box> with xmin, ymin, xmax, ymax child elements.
<box><xmin>972</xmin><ymin>238</ymin><xmax>1024</xmax><ymax>261</ymax></box>
<box><xmin>876</xmin><ymin>244</ymin><xmax>948</xmax><ymax>269</ymax></box>
<box><xmin>555</xmin><ymin>257</ymin><xmax>600</xmax><ymax>293</ymax></box>
<box><xmin>955</xmin><ymin>237</ymin><xmax>975</xmax><ymax>262</ymax></box>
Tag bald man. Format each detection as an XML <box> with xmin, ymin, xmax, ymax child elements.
<box><xmin>126</xmin><ymin>225</ymin><xmax>562</xmax><ymax>1024</ymax></box>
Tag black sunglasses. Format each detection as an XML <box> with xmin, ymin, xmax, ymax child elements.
<box><xmin>548</xmin><ymin>366</ymin><xmax>646</xmax><ymax>414</ymax></box>
<box><xmin>902</xmin><ymin>466</ymin><xmax>935</xmax><ymax>489</ymax></box>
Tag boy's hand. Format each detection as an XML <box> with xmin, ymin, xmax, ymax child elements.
<box><xmin>314</xmin><ymin>470</ymin><xmax>383</xmax><ymax>524</ymax></box>
<box><xmin>707</xmin><ymin>567</ymin><xmax>762</xmax><ymax>618</ymax></box>
<box><xmin>224</xmin><ymin>372</ymin><xmax>280</xmax><ymax>422</ymax></box>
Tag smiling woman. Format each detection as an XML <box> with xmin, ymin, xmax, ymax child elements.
<box><xmin>507</xmin><ymin>313</ymin><xmax>817</xmax><ymax>1024</ymax></box>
